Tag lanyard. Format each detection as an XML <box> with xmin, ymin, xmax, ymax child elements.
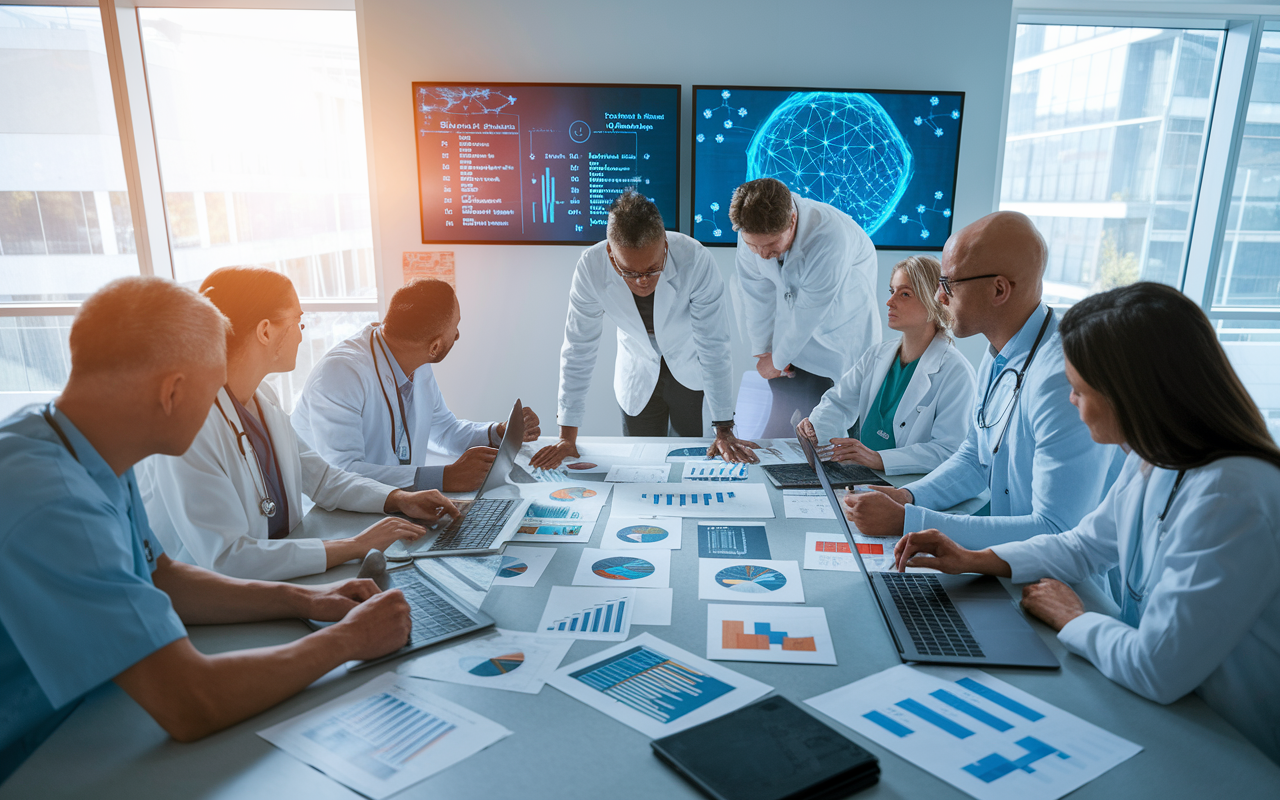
<box><xmin>372</xmin><ymin>329</ymin><xmax>413</xmax><ymax>465</ymax></box>
<box><xmin>214</xmin><ymin>395</ymin><xmax>278</xmax><ymax>518</ymax></box>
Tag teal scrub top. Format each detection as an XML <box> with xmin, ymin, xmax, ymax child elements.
<box><xmin>860</xmin><ymin>354</ymin><xmax>920</xmax><ymax>452</ymax></box>
<box><xmin>0</xmin><ymin>405</ymin><xmax>186</xmax><ymax>781</ymax></box>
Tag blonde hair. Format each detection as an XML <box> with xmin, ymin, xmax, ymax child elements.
<box><xmin>892</xmin><ymin>255</ymin><xmax>952</xmax><ymax>339</ymax></box>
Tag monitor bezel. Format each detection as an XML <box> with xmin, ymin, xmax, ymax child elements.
<box><xmin>688</xmin><ymin>84</ymin><xmax>966</xmax><ymax>252</ymax></box>
<box><xmin>412</xmin><ymin>81</ymin><xmax>682</xmax><ymax>246</ymax></box>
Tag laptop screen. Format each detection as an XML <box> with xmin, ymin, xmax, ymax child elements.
<box><xmin>477</xmin><ymin>399</ymin><xmax>526</xmax><ymax>497</ymax></box>
<box><xmin>799</xmin><ymin>435</ymin><xmax>874</xmax><ymax>579</ymax></box>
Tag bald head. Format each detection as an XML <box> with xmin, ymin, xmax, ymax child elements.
<box><xmin>938</xmin><ymin>211</ymin><xmax>1048</xmax><ymax>346</ymax></box>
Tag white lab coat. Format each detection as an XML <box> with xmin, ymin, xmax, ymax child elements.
<box><xmin>991</xmin><ymin>452</ymin><xmax>1280</xmax><ymax>764</ymax></box>
<box><xmin>735</xmin><ymin>193</ymin><xmax>881</xmax><ymax>380</ymax></box>
<box><xmin>558</xmin><ymin>232</ymin><xmax>735</xmax><ymax>427</ymax></box>
<box><xmin>292</xmin><ymin>323</ymin><xmax>492</xmax><ymax>489</ymax></box>
<box><xmin>138</xmin><ymin>383</ymin><xmax>392</xmax><ymax>581</ymax></box>
<box><xmin>808</xmin><ymin>333</ymin><xmax>977</xmax><ymax>475</ymax></box>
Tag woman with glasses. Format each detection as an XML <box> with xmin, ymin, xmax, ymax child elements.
<box><xmin>892</xmin><ymin>282</ymin><xmax>1280</xmax><ymax>764</ymax></box>
<box><xmin>532</xmin><ymin>189</ymin><xmax>757</xmax><ymax>467</ymax></box>
<box><xmin>798</xmin><ymin>255</ymin><xmax>976</xmax><ymax>475</ymax></box>
<box><xmin>139</xmin><ymin>266</ymin><xmax>459</xmax><ymax>581</ymax></box>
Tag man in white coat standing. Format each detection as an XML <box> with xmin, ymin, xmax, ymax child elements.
<box><xmin>293</xmin><ymin>279</ymin><xmax>541</xmax><ymax>492</ymax></box>
<box><xmin>731</xmin><ymin>177</ymin><xmax>881</xmax><ymax>437</ymax></box>
<box><xmin>531</xmin><ymin>190</ymin><xmax>756</xmax><ymax>468</ymax></box>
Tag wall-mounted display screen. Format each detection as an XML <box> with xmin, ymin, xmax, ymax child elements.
<box><xmin>413</xmin><ymin>83</ymin><xmax>681</xmax><ymax>244</ymax></box>
<box><xmin>691</xmin><ymin>86</ymin><xmax>964</xmax><ymax>250</ymax></box>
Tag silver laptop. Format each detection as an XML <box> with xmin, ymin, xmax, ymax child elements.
<box><xmin>384</xmin><ymin>400</ymin><xmax>532</xmax><ymax>560</ymax></box>
<box><xmin>801</xmin><ymin>436</ymin><xmax>1058</xmax><ymax>669</ymax></box>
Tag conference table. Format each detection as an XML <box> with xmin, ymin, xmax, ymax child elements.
<box><xmin>5</xmin><ymin>437</ymin><xmax>1278</xmax><ymax>799</ymax></box>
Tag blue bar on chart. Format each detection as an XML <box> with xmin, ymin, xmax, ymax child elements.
<box><xmin>963</xmin><ymin>736</ymin><xmax>1069</xmax><ymax>783</ymax></box>
<box><xmin>955</xmin><ymin>678</ymin><xmax>1044</xmax><ymax>722</ymax></box>
<box><xmin>526</xmin><ymin>502</ymin><xmax>580</xmax><ymax>519</ymax></box>
<box><xmin>896</xmin><ymin>698</ymin><xmax>974</xmax><ymax>739</ymax></box>
<box><xmin>863</xmin><ymin>710</ymin><xmax>914</xmax><ymax>738</ymax></box>
<box><xmin>545</xmin><ymin>596</ymin><xmax>628</xmax><ymax>634</ymax></box>
<box><xmin>931</xmin><ymin>689</ymin><xmax>1013</xmax><ymax>732</ymax></box>
<box><xmin>642</xmin><ymin>491</ymin><xmax>737</xmax><ymax>507</ymax></box>
<box><xmin>304</xmin><ymin>692</ymin><xmax>456</xmax><ymax>772</ymax></box>
<box><xmin>570</xmin><ymin>645</ymin><xmax>734</xmax><ymax>723</ymax></box>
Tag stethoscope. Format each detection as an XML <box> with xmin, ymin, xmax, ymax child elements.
<box><xmin>978</xmin><ymin>308</ymin><xmax>1054</xmax><ymax>455</ymax></box>
<box><xmin>1122</xmin><ymin>468</ymin><xmax>1186</xmax><ymax>608</ymax></box>
<box><xmin>371</xmin><ymin>328</ymin><xmax>412</xmax><ymax>466</ymax></box>
<box><xmin>42</xmin><ymin>402</ymin><xmax>155</xmax><ymax>563</ymax></box>
<box><xmin>213</xmin><ymin>395</ymin><xmax>278</xmax><ymax>518</ymax></box>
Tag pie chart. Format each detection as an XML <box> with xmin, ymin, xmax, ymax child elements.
<box><xmin>460</xmin><ymin>651</ymin><xmax>525</xmax><ymax>677</ymax></box>
<box><xmin>592</xmin><ymin>556</ymin><xmax>655</xmax><ymax>581</ymax></box>
<box><xmin>617</xmin><ymin>524</ymin><xmax>670</xmax><ymax>544</ymax></box>
<box><xmin>715</xmin><ymin>565</ymin><xmax>787</xmax><ymax>593</ymax></box>
<box><xmin>498</xmin><ymin>555</ymin><xmax>528</xmax><ymax>579</ymax></box>
<box><xmin>549</xmin><ymin>486</ymin><xmax>598</xmax><ymax>502</ymax></box>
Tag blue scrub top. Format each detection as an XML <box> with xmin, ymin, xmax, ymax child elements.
<box><xmin>0</xmin><ymin>405</ymin><xmax>186</xmax><ymax>781</ymax></box>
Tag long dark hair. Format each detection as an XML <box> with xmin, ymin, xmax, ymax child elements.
<box><xmin>1060</xmin><ymin>282</ymin><xmax>1280</xmax><ymax>470</ymax></box>
<box><xmin>199</xmin><ymin>267</ymin><xmax>296</xmax><ymax>354</ymax></box>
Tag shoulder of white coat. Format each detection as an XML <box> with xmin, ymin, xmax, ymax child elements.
<box><xmin>937</xmin><ymin>338</ymin><xmax>978</xmax><ymax>381</ymax></box>
<box><xmin>1192</xmin><ymin>456</ymin><xmax>1280</xmax><ymax>503</ymax></box>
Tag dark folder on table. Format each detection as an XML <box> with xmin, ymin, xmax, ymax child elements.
<box><xmin>651</xmin><ymin>696</ymin><xmax>880</xmax><ymax>800</ymax></box>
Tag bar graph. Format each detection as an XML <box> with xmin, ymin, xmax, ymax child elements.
<box><xmin>544</xmin><ymin>595</ymin><xmax>629</xmax><ymax>634</ymax></box>
<box><xmin>302</xmin><ymin>692</ymin><xmax>455</xmax><ymax>778</ymax></box>
<box><xmin>540</xmin><ymin>167</ymin><xmax>556</xmax><ymax>223</ymax></box>
<box><xmin>642</xmin><ymin>490</ymin><xmax>736</xmax><ymax>507</ymax></box>
<box><xmin>814</xmin><ymin>540</ymin><xmax>883</xmax><ymax>555</ymax></box>
<box><xmin>571</xmin><ymin>645</ymin><xmax>734</xmax><ymax>724</ymax></box>
<box><xmin>526</xmin><ymin>503</ymin><xmax>582</xmax><ymax>519</ymax></box>
<box><xmin>964</xmin><ymin>737</ymin><xmax>1069</xmax><ymax>783</ymax></box>
<box><xmin>721</xmin><ymin>620</ymin><xmax>816</xmax><ymax>651</ymax></box>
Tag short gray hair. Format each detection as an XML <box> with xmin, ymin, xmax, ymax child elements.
<box><xmin>70</xmin><ymin>276</ymin><xmax>230</xmax><ymax>376</ymax></box>
<box><xmin>606</xmin><ymin>189</ymin><xmax>665</xmax><ymax>249</ymax></box>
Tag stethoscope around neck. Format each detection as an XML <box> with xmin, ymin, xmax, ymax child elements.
<box><xmin>371</xmin><ymin>328</ymin><xmax>413</xmax><ymax>466</ymax></box>
<box><xmin>213</xmin><ymin>394</ymin><xmax>278</xmax><ymax>518</ymax></box>
<box><xmin>1122</xmin><ymin>468</ymin><xmax>1187</xmax><ymax>608</ymax></box>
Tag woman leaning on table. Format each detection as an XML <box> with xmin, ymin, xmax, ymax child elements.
<box><xmin>893</xmin><ymin>282</ymin><xmax>1280</xmax><ymax>764</ymax></box>
<box><xmin>797</xmin><ymin>254</ymin><xmax>977</xmax><ymax>475</ymax></box>
<box><xmin>139</xmin><ymin>266</ymin><xmax>459</xmax><ymax>582</ymax></box>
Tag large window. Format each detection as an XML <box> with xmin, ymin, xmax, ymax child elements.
<box><xmin>1002</xmin><ymin>24</ymin><xmax>1224</xmax><ymax>303</ymax></box>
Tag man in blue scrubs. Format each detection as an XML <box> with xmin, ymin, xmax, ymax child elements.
<box><xmin>843</xmin><ymin>211</ymin><xmax>1122</xmax><ymax>547</ymax></box>
<box><xmin>0</xmin><ymin>277</ymin><xmax>413</xmax><ymax>781</ymax></box>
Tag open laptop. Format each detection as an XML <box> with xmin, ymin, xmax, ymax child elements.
<box><xmin>762</xmin><ymin>461</ymin><xmax>891</xmax><ymax>489</ymax></box>
<box><xmin>801</xmin><ymin>436</ymin><xmax>1058</xmax><ymax>668</ymax></box>
<box><xmin>384</xmin><ymin>399</ymin><xmax>532</xmax><ymax>560</ymax></box>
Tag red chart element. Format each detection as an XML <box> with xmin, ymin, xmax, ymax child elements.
<box><xmin>814</xmin><ymin>540</ymin><xmax>882</xmax><ymax>555</ymax></box>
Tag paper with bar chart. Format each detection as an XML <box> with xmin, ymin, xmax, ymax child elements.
<box><xmin>490</xmin><ymin>545</ymin><xmax>555</xmax><ymax>587</ymax></box>
<box><xmin>698</xmin><ymin>558</ymin><xmax>805</xmax><ymax>603</ymax></box>
<box><xmin>572</xmin><ymin>548</ymin><xmax>671</xmax><ymax>588</ymax></box>
<box><xmin>517</xmin><ymin>483</ymin><xmax>611</xmax><ymax>522</ymax></box>
<box><xmin>611</xmin><ymin>483</ymin><xmax>775</xmax><ymax>519</ymax></box>
<box><xmin>682</xmin><ymin>461</ymin><xmax>749</xmax><ymax>482</ymax></box>
<box><xmin>547</xmin><ymin>633</ymin><xmax>772</xmax><ymax>738</ymax></box>
<box><xmin>258</xmin><ymin>673</ymin><xmax>512</xmax><ymax>799</ymax></box>
<box><xmin>805</xmin><ymin>665</ymin><xmax>1141</xmax><ymax>800</ymax></box>
<box><xmin>602</xmin><ymin>516</ymin><xmax>683</xmax><ymax>550</ymax></box>
<box><xmin>398</xmin><ymin>629</ymin><xmax>573</xmax><ymax>695</ymax></box>
<box><xmin>804</xmin><ymin>531</ymin><xmax>861</xmax><ymax>571</ymax></box>
<box><xmin>536</xmin><ymin>586</ymin><xmax>636</xmax><ymax>640</ymax></box>
<box><xmin>706</xmin><ymin>604</ymin><xmax>836</xmax><ymax>665</ymax></box>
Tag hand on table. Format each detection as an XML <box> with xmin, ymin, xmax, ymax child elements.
<box><xmin>386</xmin><ymin>488</ymin><xmax>460</xmax><ymax>522</ymax></box>
<box><xmin>442</xmin><ymin>447</ymin><xmax>498</xmax><ymax>492</ymax></box>
<box><xmin>302</xmin><ymin>578</ymin><xmax>383</xmax><ymax>621</ymax></box>
<box><xmin>495</xmin><ymin>406</ymin><xmax>542</xmax><ymax>443</ymax></box>
<box><xmin>529</xmin><ymin>439</ymin><xmax>579</xmax><ymax>470</ymax></box>
<box><xmin>754</xmin><ymin>352</ymin><xmax>794</xmax><ymax>380</ymax></box>
<box><xmin>1020</xmin><ymin>579</ymin><xmax>1085</xmax><ymax>632</ymax></box>
<box><xmin>828</xmin><ymin>437</ymin><xmax>885</xmax><ymax>471</ymax></box>
<box><xmin>706</xmin><ymin>429</ymin><xmax>760</xmax><ymax>463</ymax></box>
<box><xmin>841</xmin><ymin>485</ymin><xmax>913</xmax><ymax>536</ymax></box>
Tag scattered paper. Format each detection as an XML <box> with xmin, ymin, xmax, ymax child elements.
<box><xmin>258</xmin><ymin>673</ymin><xmax>512</xmax><ymax>800</ymax></box>
<box><xmin>516</xmin><ymin>440</ymin><xmax>639</xmax><ymax>475</ymax></box>
<box><xmin>611</xmin><ymin>483</ymin><xmax>775</xmax><ymax>519</ymax></box>
<box><xmin>783</xmin><ymin>489</ymin><xmax>837</xmax><ymax>519</ymax></box>
<box><xmin>536</xmin><ymin>586</ymin><xmax>635</xmax><ymax>640</ymax></box>
<box><xmin>804</xmin><ymin>531</ymin><xmax>860</xmax><ymax>571</ymax></box>
<box><xmin>601</xmin><ymin>516</ymin><xmax>683</xmax><ymax>550</ymax></box>
<box><xmin>547</xmin><ymin>633</ymin><xmax>772</xmax><ymax>739</ymax></box>
<box><xmin>805</xmin><ymin>665</ymin><xmax>1142</xmax><ymax>800</ymax></box>
<box><xmin>572</xmin><ymin>547</ymin><xmax>671</xmax><ymax>589</ymax></box>
<box><xmin>698</xmin><ymin>558</ymin><xmax>805</xmax><ymax>604</ymax></box>
<box><xmin>398</xmin><ymin>629</ymin><xmax>573</xmax><ymax>695</ymax></box>
<box><xmin>665</xmin><ymin>445</ymin><xmax>716</xmax><ymax>462</ymax></box>
<box><xmin>510</xmin><ymin>521</ymin><xmax>594</xmax><ymax>543</ymax></box>
<box><xmin>413</xmin><ymin>555</ymin><xmax>500</xmax><ymax>609</ymax></box>
<box><xmin>516</xmin><ymin>482</ymin><xmax>611</xmax><ymax>522</ymax></box>
<box><xmin>697</xmin><ymin>522</ymin><xmax>771</xmax><ymax>559</ymax></box>
<box><xmin>744</xmin><ymin>441</ymin><xmax>806</xmax><ymax>465</ymax></box>
<box><xmin>605</xmin><ymin>464</ymin><xmax>672</xmax><ymax>483</ymax></box>
<box><xmin>706</xmin><ymin>604</ymin><xmax>836</xmax><ymax>665</ymax></box>
<box><xmin>491</xmin><ymin>545</ymin><xmax>555</xmax><ymax>587</ymax></box>
<box><xmin>682</xmin><ymin>462</ymin><xmax>749</xmax><ymax>482</ymax></box>
<box><xmin>633</xmin><ymin>587</ymin><xmax>674</xmax><ymax>626</ymax></box>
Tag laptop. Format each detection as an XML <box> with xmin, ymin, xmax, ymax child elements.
<box><xmin>384</xmin><ymin>399</ymin><xmax>532</xmax><ymax>560</ymax></box>
<box><xmin>307</xmin><ymin>550</ymin><xmax>494</xmax><ymax>670</ymax></box>
<box><xmin>800</xmin><ymin>436</ymin><xmax>1058</xmax><ymax>668</ymax></box>
<box><xmin>762</xmin><ymin>461</ymin><xmax>891</xmax><ymax>489</ymax></box>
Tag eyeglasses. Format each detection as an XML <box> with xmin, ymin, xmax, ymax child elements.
<box><xmin>275</xmin><ymin>312</ymin><xmax>309</xmax><ymax>331</ymax></box>
<box><xmin>938</xmin><ymin>273</ymin><xmax>1001</xmax><ymax>297</ymax></box>
<box><xmin>609</xmin><ymin>240</ymin><xmax>668</xmax><ymax>282</ymax></box>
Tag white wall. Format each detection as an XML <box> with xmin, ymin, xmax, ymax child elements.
<box><xmin>356</xmin><ymin>0</ymin><xmax>1014</xmax><ymax>435</ymax></box>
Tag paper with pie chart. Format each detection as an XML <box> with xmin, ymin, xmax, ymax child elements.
<box><xmin>573</xmin><ymin>548</ymin><xmax>671</xmax><ymax>589</ymax></box>
<box><xmin>398</xmin><ymin>629</ymin><xmax>574</xmax><ymax>695</ymax></box>
<box><xmin>706</xmin><ymin>604</ymin><xmax>836</xmax><ymax>665</ymax></box>
<box><xmin>517</xmin><ymin>482</ymin><xmax>611</xmax><ymax>523</ymax></box>
<box><xmin>602</xmin><ymin>516</ymin><xmax>683</xmax><ymax>550</ymax></box>
<box><xmin>698</xmin><ymin>558</ymin><xmax>805</xmax><ymax>603</ymax></box>
<box><xmin>490</xmin><ymin>545</ymin><xmax>556</xmax><ymax>587</ymax></box>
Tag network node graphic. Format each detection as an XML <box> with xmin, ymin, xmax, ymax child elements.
<box><xmin>744</xmin><ymin>92</ymin><xmax>914</xmax><ymax>235</ymax></box>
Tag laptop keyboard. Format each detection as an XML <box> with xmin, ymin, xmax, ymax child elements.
<box><xmin>389</xmin><ymin>570</ymin><xmax>475</xmax><ymax>646</ymax></box>
<box><xmin>880</xmin><ymin>572</ymin><xmax>986</xmax><ymax>658</ymax></box>
<box><xmin>426</xmin><ymin>498</ymin><xmax>520</xmax><ymax>552</ymax></box>
<box><xmin>764</xmin><ymin>462</ymin><xmax>891</xmax><ymax>487</ymax></box>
